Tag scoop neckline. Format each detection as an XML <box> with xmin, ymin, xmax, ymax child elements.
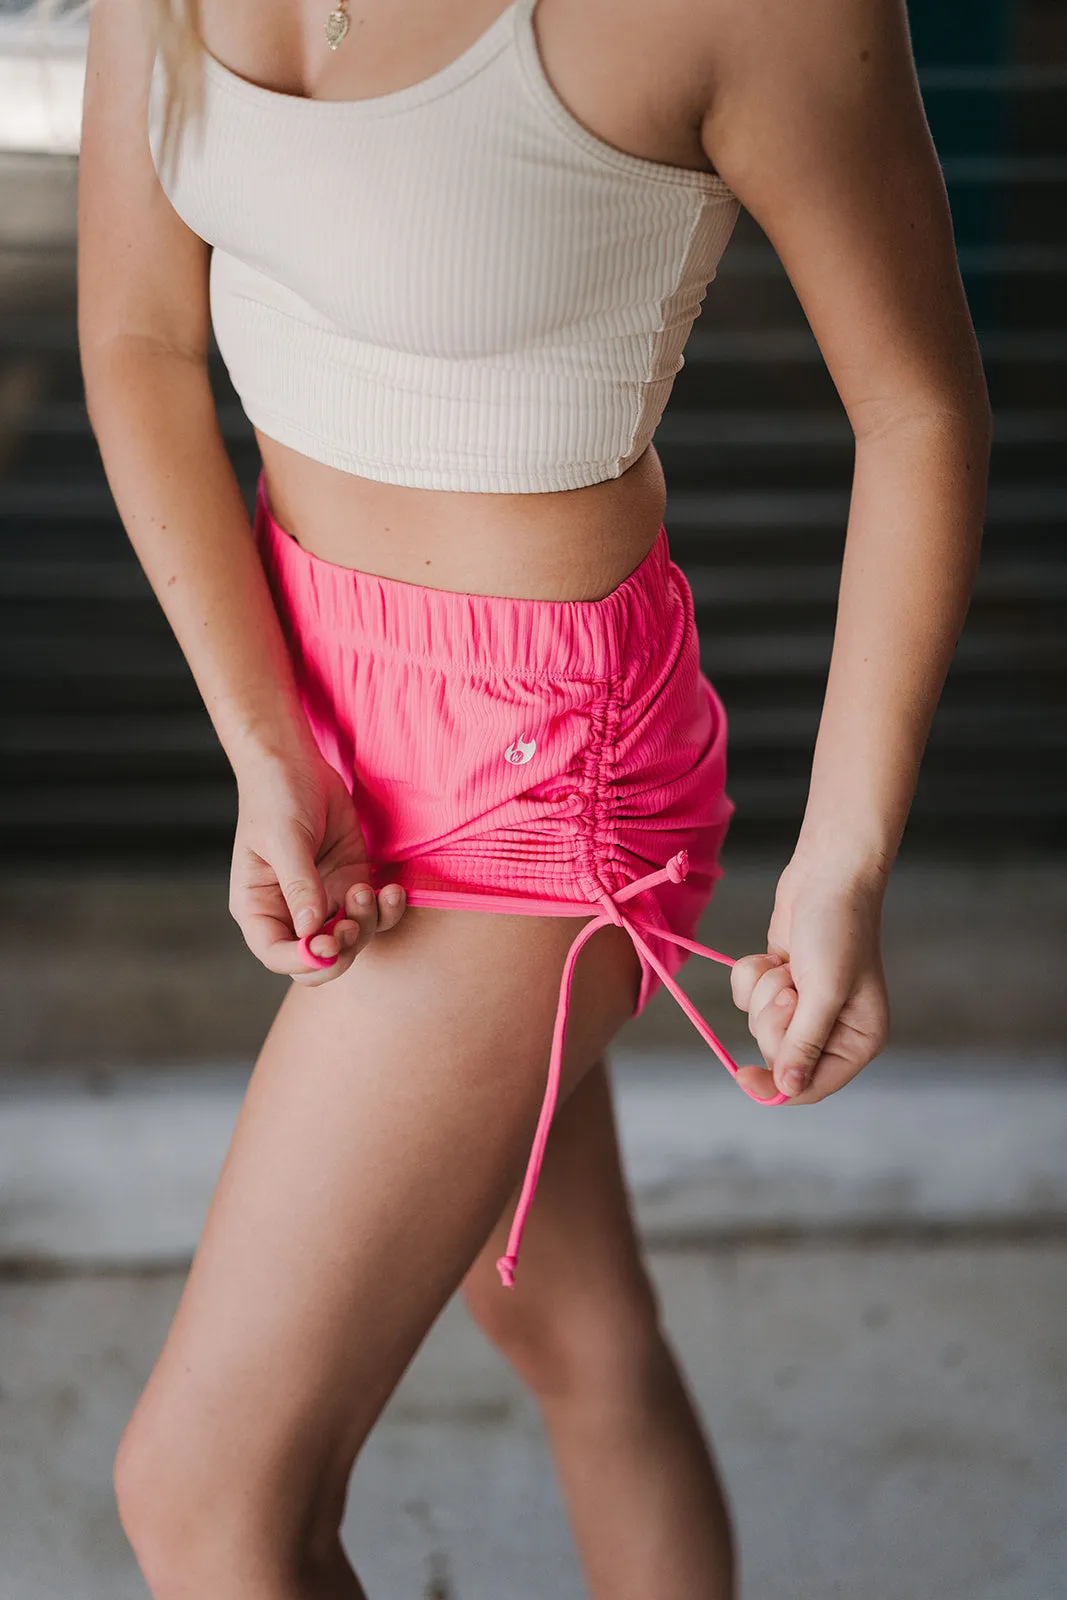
<box><xmin>199</xmin><ymin>0</ymin><xmax>521</xmax><ymax>116</ymax></box>
<box><xmin>194</xmin><ymin>0</ymin><xmax>736</xmax><ymax>197</ymax></box>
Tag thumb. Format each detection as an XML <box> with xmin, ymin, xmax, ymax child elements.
<box><xmin>272</xmin><ymin>828</ymin><xmax>328</xmax><ymax>939</ymax></box>
<box><xmin>773</xmin><ymin>987</ymin><xmax>839</xmax><ymax>1098</ymax></box>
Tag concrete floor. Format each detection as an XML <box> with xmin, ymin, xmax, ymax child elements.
<box><xmin>3</xmin><ymin>1242</ymin><xmax>1065</xmax><ymax>1600</ymax></box>
<box><xmin>4</xmin><ymin>1053</ymin><xmax>1067</xmax><ymax>1266</ymax></box>
<box><xmin>2</xmin><ymin>1053</ymin><xmax>1066</xmax><ymax>1600</ymax></box>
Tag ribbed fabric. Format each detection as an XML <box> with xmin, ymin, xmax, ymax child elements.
<box><xmin>253</xmin><ymin>468</ymin><xmax>735</xmax><ymax>1012</ymax></box>
<box><xmin>148</xmin><ymin>0</ymin><xmax>741</xmax><ymax>492</ymax></box>
<box><xmin>255</xmin><ymin>474</ymin><xmax>791</xmax><ymax>1289</ymax></box>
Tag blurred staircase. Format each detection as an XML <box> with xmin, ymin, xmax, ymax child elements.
<box><xmin>0</xmin><ymin>8</ymin><xmax>1064</xmax><ymax>859</ymax></box>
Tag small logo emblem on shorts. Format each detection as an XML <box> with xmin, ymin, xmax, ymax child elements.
<box><xmin>504</xmin><ymin>736</ymin><xmax>537</xmax><ymax>766</ymax></box>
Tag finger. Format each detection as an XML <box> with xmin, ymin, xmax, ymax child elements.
<box><xmin>297</xmin><ymin>909</ymin><xmax>351</xmax><ymax>972</ymax></box>
<box><xmin>785</xmin><ymin>996</ymin><xmax>889</xmax><ymax>1105</ymax></box>
<box><xmin>295</xmin><ymin>882</ymin><xmax>380</xmax><ymax>982</ymax></box>
<box><xmin>344</xmin><ymin>880</ymin><xmax>380</xmax><ymax>935</ymax></box>
<box><xmin>735</xmin><ymin>1062</ymin><xmax>782</xmax><ymax>1102</ymax></box>
<box><xmin>242</xmin><ymin>918</ymin><xmax>345</xmax><ymax>978</ymax></box>
<box><xmin>307</xmin><ymin>882</ymin><xmax>407</xmax><ymax>980</ymax></box>
<box><xmin>313</xmin><ymin>917</ymin><xmax>362</xmax><ymax>962</ymax></box>
<box><xmin>751</xmin><ymin>980</ymin><xmax>799</xmax><ymax>1075</ymax></box>
<box><xmin>271</xmin><ymin>831</ymin><xmax>329</xmax><ymax>940</ymax></box>
<box><xmin>293</xmin><ymin>881</ymin><xmax>393</xmax><ymax>985</ymax></box>
<box><xmin>291</xmin><ymin>915</ymin><xmax>363</xmax><ymax>985</ymax></box>
<box><xmin>375</xmin><ymin>882</ymin><xmax>407</xmax><ymax>931</ymax></box>
<box><xmin>746</xmin><ymin>961</ymin><xmax>797</xmax><ymax>1042</ymax></box>
<box><xmin>730</xmin><ymin>951</ymin><xmax>784</xmax><ymax>1012</ymax></box>
<box><xmin>230</xmin><ymin>867</ymin><xmax>349</xmax><ymax>976</ymax></box>
<box><xmin>773</xmin><ymin>985</ymin><xmax>844</xmax><ymax>1098</ymax></box>
<box><xmin>734</xmin><ymin>965</ymin><xmax>797</xmax><ymax>1102</ymax></box>
<box><xmin>783</xmin><ymin>1046</ymin><xmax>860</xmax><ymax>1106</ymax></box>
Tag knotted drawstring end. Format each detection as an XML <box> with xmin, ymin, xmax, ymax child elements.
<box><xmin>666</xmin><ymin>849</ymin><xmax>689</xmax><ymax>884</ymax></box>
<box><xmin>495</xmin><ymin>1254</ymin><xmax>517</xmax><ymax>1289</ymax></box>
<box><xmin>494</xmin><ymin>849</ymin><xmax>788</xmax><ymax>1290</ymax></box>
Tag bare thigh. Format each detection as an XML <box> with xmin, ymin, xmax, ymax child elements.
<box><xmin>464</xmin><ymin>1055</ymin><xmax>656</xmax><ymax>1364</ymax></box>
<box><xmin>119</xmin><ymin>904</ymin><xmax>642</xmax><ymax>1548</ymax></box>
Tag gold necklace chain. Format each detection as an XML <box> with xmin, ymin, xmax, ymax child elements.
<box><xmin>324</xmin><ymin>0</ymin><xmax>350</xmax><ymax>50</ymax></box>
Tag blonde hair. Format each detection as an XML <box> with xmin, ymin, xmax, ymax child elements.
<box><xmin>31</xmin><ymin>0</ymin><xmax>205</xmax><ymax>174</ymax></box>
<box><xmin>144</xmin><ymin>0</ymin><xmax>205</xmax><ymax>178</ymax></box>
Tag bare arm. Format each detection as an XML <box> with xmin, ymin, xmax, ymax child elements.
<box><xmin>78</xmin><ymin>0</ymin><xmax>404</xmax><ymax>973</ymax></box>
<box><xmin>698</xmin><ymin>0</ymin><xmax>992</xmax><ymax>1099</ymax></box>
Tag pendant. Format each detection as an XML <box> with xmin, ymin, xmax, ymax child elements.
<box><xmin>324</xmin><ymin>6</ymin><xmax>350</xmax><ymax>50</ymax></box>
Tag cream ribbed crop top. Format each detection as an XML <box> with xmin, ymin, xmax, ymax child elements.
<box><xmin>148</xmin><ymin>0</ymin><xmax>740</xmax><ymax>493</ymax></box>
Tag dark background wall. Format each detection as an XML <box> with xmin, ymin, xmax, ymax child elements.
<box><xmin>0</xmin><ymin>0</ymin><xmax>1064</xmax><ymax>862</ymax></box>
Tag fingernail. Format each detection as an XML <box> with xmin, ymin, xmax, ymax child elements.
<box><xmin>783</xmin><ymin>1070</ymin><xmax>807</xmax><ymax>1094</ymax></box>
<box><xmin>296</xmin><ymin>907</ymin><xmax>317</xmax><ymax>934</ymax></box>
<box><xmin>382</xmin><ymin>887</ymin><xmax>402</xmax><ymax>907</ymax></box>
<box><xmin>355</xmin><ymin>888</ymin><xmax>374</xmax><ymax>908</ymax></box>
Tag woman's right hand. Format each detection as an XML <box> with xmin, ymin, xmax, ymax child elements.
<box><xmin>229</xmin><ymin>748</ymin><xmax>407</xmax><ymax>985</ymax></box>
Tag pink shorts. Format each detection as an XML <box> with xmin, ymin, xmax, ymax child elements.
<box><xmin>254</xmin><ymin>472</ymin><xmax>785</xmax><ymax>1285</ymax></box>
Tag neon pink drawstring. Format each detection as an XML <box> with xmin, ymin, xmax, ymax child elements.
<box><xmin>298</xmin><ymin>910</ymin><xmax>349</xmax><ymax>969</ymax></box>
<box><xmin>296</xmin><ymin>851</ymin><xmax>789</xmax><ymax>1290</ymax></box>
<box><xmin>494</xmin><ymin>850</ymin><xmax>788</xmax><ymax>1289</ymax></box>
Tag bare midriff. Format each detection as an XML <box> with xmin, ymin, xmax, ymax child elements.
<box><xmin>256</xmin><ymin>433</ymin><xmax>670</xmax><ymax>603</ymax></box>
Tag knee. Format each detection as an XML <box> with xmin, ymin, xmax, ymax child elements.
<box><xmin>113</xmin><ymin>1415</ymin><xmax>201</xmax><ymax>1596</ymax></box>
<box><xmin>113</xmin><ymin>1405</ymin><xmax>337</xmax><ymax>1598</ymax></box>
<box><xmin>463</xmin><ymin>1259</ymin><xmax>666</xmax><ymax>1407</ymax></box>
<box><xmin>114</xmin><ymin>1412</ymin><xmax>241</xmax><ymax>1597</ymax></box>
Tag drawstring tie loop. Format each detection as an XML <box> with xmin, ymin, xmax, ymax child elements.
<box><xmin>495</xmin><ymin>849</ymin><xmax>788</xmax><ymax>1290</ymax></box>
<box><xmin>296</xmin><ymin>850</ymin><xmax>789</xmax><ymax>1291</ymax></box>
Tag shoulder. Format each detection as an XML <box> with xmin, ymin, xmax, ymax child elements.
<box><xmin>689</xmin><ymin>0</ymin><xmax>929</xmax><ymax>204</ymax></box>
<box><xmin>564</xmin><ymin>0</ymin><xmax>923</xmax><ymax>185</ymax></box>
<box><xmin>84</xmin><ymin>0</ymin><xmax>160</xmax><ymax>96</ymax></box>
<box><xmin>688</xmin><ymin>0</ymin><xmax>916</xmax><ymax>94</ymax></box>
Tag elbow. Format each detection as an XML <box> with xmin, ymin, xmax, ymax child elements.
<box><xmin>80</xmin><ymin>345</ymin><xmax>131</xmax><ymax>445</ymax></box>
<box><xmin>955</xmin><ymin>375</ymin><xmax>994</xmax><ymax>447</ymax></box>
<box><xmin>852</xmin><ymin>393</ymin><xmax>993</xmax><ymax>451</ymax></box>
<box><xmin>80</xmin><ymin>330</ymin><xmax>208</xmax><ymax>433</ymax></box>
<box><xmin>850</xmin><ymin>345</ymin><xmax>994</xmax><ymax>447</ymax></box>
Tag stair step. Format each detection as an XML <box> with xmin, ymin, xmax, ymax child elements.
<box><xmin>3</xmin><ymin>703</ymin><xmax>1064</xmax><ymax>759</ymax></box>
<box><xmin>684</xmin><ymin>328</ymin><xmax>1067</xmax><ymax>363</ymax></box>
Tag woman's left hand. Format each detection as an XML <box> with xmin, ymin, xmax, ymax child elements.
<box><xmin>730</xmin><ymin>861</ymin><xmax>891</xmax><ymax>1104</ymax></box>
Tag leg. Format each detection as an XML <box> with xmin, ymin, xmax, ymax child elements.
<box><xmin>463</xmin><ymin>1057</ymin><xmax>736</xmax><ymax>1600</ymax></box>
<box><xmin>112</xmin><ymin>903</ymin><xmax>642</xmax><ymax>1600</ymax></box>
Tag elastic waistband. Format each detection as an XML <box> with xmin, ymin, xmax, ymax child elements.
<box><xmin>254</xmin><ymin>470</ymin><xmax>679</xmax><ymax>682</ymax></box>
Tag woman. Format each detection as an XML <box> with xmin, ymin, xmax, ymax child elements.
<box><xmin>77</xmin><ymin>0</ymin><xmax>990</xmax><ymax>1593</ymax></box>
